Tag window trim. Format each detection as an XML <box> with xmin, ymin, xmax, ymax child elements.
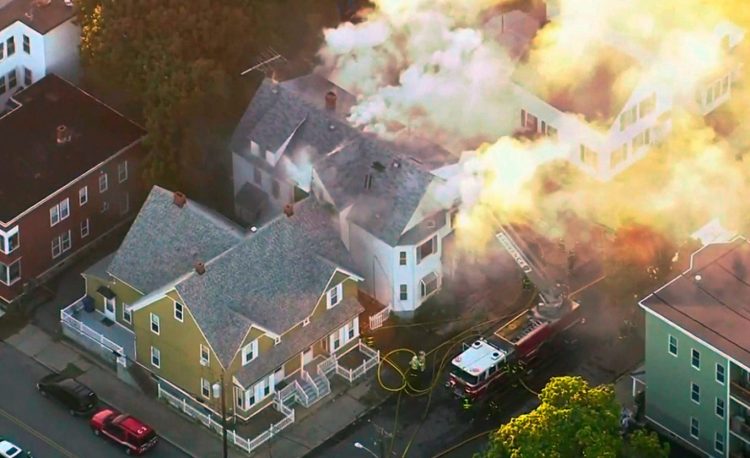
<box><xmin>715</xmin><ymin>397</ymin><xmax>724</xmax><ymax>419</ymax></box>
<box><xmin>118</xmin><ymin>161</ymin><xmax>128</xmax><ymax>183</ymax></box>
<box><xmin>59</xmin><ymin>198</ymin><xmax>70</xmax><ymax>221</ymax></box>
<box><xmin>0</xmin><ymin>258</ymin><xmax>22</xmax><ymax>286</ymax></box>
<box><xmin>689</xmin><ymin>417</ymin><xmax>699</xmax><ymax>439</ymax></box>
<box><xmin>79</xmin><ymin>186</ymin><xmax>88</xmax><ymax>206</ymax></box>
<box><xmin>51</xmin><ymin>235</ymin><xmax>62</xmax><ymax>259</ymax></box>
<box><xmin>61</xmin><ymin>230</ymin><xmax>71</xmax><ymax>253</ymax></box>
<box><xmin>399</xmin><ymin>251</ymin><xmax>407</xmax><ymax>266</ymax></box>
<box><xmin>326</xmin><ymin>283</ymin><xmax>343</xmax><ymax>309</ymax></box>
<box><xmin>200</xmin><ymin>378</ymin><xmax>210</xmax><ymax>399</ymax></box>
<box><xmin>416</xmin><ymin>235</ymin><xmax>438</xmax><ymax>264</ymax></box>
<box><xmin>0</xmin><ymin>226</ymin><xmax>20</xmax><ymax>254</ymax></box>
<box><xmin>22</xmin><ymin>34</ymin><xmax>29</xmax><ymax>54</ymax></box>
<box><xmin>150</xmin><ymin>346</ymin><xmax>161</xmax><ymax>368</ymax></box>
<box><xmin>714</xmin><ymin>431</ymin><xmax>724</xmax><ymax>454</ymax></box>
<box><xmin>122</xmin><ymin>304</ymin><xmax>132</xmax><ymax>324</ymax></box>
<box><xmin>80</xmin><ymin>218</ymin><xmax>90</xmax><ymax>239</ymax></box>
<box><xmin>50</xmin><ymin>205</ymin><xmax>60</xmax><ymax>227</ymax></box>
<box><xmin>399</xmin><ymin>284</ymin><xmax>408</xmax><ymax>301</ymax></box>
<box><xmin>200</xmin><ymin>344</ymin><xmax>210</xmax><ymax>366</ymax></box>
<box><xmin>99</xmin><ymin>173</ymin><xmax>108</xmax><ymax>193</ymax></box>
<box><xmin>690</xmin><ymin>382</ymin><xmax>700</xmax><ymax>404</ymax></box>
<box><xmin>691</xmin><ymin>348</ymin><xmax>700</xmax><ymax>370</ymax></box>
<box><xmin>668</xmin><ymin>335</ymin><xmax>678</xmax><ymax>356</ymax></box>
<box><xmin>242</xmin><ymin>340</ymin><xmax>258</xmax><ymax>366</ymax></box>
<box><xmin>150</xmin><ymin>313</ymin><xmax>160</xmax><ymax>335</ymax></box>
<box><xmin>174</xmin><ymin>302</ymin><xmax>184</xmax><ymax>322</ymax></box>
<box><xmin>715</xmin><ymin>363</ymin><xmax>725</xmax><ymax>385</ymax></box>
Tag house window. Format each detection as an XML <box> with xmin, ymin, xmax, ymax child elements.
<box><xmin>416</xmin><ymin>235</ymin><xmax>437</xmax><ymax>263</ymax></box>
<box><xmin>50</xmin><ymin>205</ymin><xmax>60</xmax><ymax>226</ymax></box>
<box><xmin>236</xmin><ymin>389</ymin><xmax>245</xmax><ymax>409</ymax></box>
<box><xmin>23</xmin><ymin>67</ymin><xmax>31</xmax><ymax>86</ymax></box>
<box><xmin>1</xmin><ymin>227</ymin><xmax>20</xmax><ymax>254</ymax></box>
<box><xmin>420</xmin><ymin>272</ymin><xmax>439</xmax><ymax>298</ymax></box>
<box><xmin>0</xmin><ymin>259</ymin><xmax>21</xmax><ymax>286</ymax></box>
<box><xmin>326</xmin><ymin>283</ymin><xmax>343</xmax><ymax>309</ymax></box>
<box><xmin>246</xmin><ymin>390</ymin><xmax>256</xmax><ymax>407</ymax></box>
<box><xmin>715</xmin><ymin>432</ymin><xmax>724</xmax><ymax>454</ymax></box>
<box><xmin>399</xmin><ymin>251</ymin><xmax>407</xmax><ymax>266</ymax></box>
<box><xmin>22</xmin><ymin>35</ymin><xmax>29</xmax><ymax>54</ymax></box>
<box><xmin>253</xmin><ymin>167</ymin><xmax>262</xmax><ymax>185</ymax></box>
<box><xmin>59</xmin><ymin>198</ymin><xmax>70</xmax><ymax>220</ymax></box>
<box><xmin>242</xmin><ymin>340</ymin><xmax>258</xmax><ymax>366</ymax></box>
<box><xmin>79</xmin><ymin>186</ymin><xmax>88</xmax><ymax>206</ymax></box>
<box><xmin>120</xmin><ymin>193</ymin><xmax>130</xmax><ymax>215</ymax></box>
<box><xmin>0</xmin><ymin>42</ymin><xmax>4</xmax><ymax>59</ymax></box>
<box><xmin>201</xmin><ymin>378</ymin><xmax>210</xmax><ymax>399</ymax></box>
<box><xmin>6</xmin><ymin>37</ymin><xmax>14</xmax><ymax>56</ymax></box>
<box><xmin>691</xmin><ymin>349</ymin><xmax>700</xmax><ymax>369</ymax></box>
<box><xmin>579</xmin><ymin>145</ymin><xmax>598</xmax><ymax>169</ymax></box>
<box><xmin>150</xmin><ymin>346</ymin><xmax>160</xmax><ymax>368</ymax></box>
<box><xmin>690</xmin><ymin>383</ymin><xmax>700</xmax><ymax>404</ymax></box>
<box><xmin>101</xmin><ymin>201</ymin><xmax>109</xmax><ymax>213</ymax></box>
<box><xmin>716</xmin><ymin>363</ymin><xmax>725</xmax><ymax>384</ymax></box>
<box><xmin>333</xmin><ymin>331</ymin><xmax>341</xmax><ymax>350</ymax></box>
<box><xmin>80</xmin><ymin>219</ymin><xmax>90</xmax><ymax>238</ymax></box>
<box><xmin>348</xmin><ymin>319</ymin><xmax>356</xmax><ymax>339</ymax></box>
<box><xmin>689</xmin><ymin>417</ymin><xmax>699</xmax><ymax>439</ymax></box>
<box><xmin>638</xmin><ymin>94</ymin><xmax>656</xmax><ymax>118</ymax></box>
<box><xmin>150</xmin><ymin>313</ymin><xmax>160</xmax><ymax>335</ymax></box>
<box><xmin>400</xmin><ymin>284</ymin><xmax>408</xmax><ymax>301</ymax></box>
<box><xmin>200</xmin><ymin>344</ymin><xmax>210</xmax><ymax>367</ymax></box>
<box><xmin>668</xmin><ymin>335</ymin><xmax>677</xmax><ymax>356</ymax></box>
<box><xmin>122</xmin><ymin>305</ymin><xmax>131</xmax><ymax>324</ymax></box>
<box><xmin>8</xmin><ymin>69</ymin><xmax>16</xmax><ymax>89</ymax></box>
<box><xmin>118</xmin><ymin>161</ymin><xmax>128</xmax><ymax>182</ymax></box>
<box><xmin>61</xmin><ymin>230</ymin><xmax>71</xmax><ymax>253</ymax></box>
<box><xmin>174</xmin><ymin>302</ymin><xmax>184</xmax><ymax>322</ymax></box>
<box><xmin>0</xmin><ymin>75</ymin><xmax>5</xmax><ymax>94</ymax></box>
<box><xmin>546</xmin><ymin>125</ymin><xmax>557</xmax><ymax>138</ymax></box>
<box><xmin>51</xmin><ymin>236</ymin><xmax>62</xmax><ymax>259</ymax></box>
<box><xmin>271</xmin><ymin>180</ymin><xmax>280</xmax><ymax>199</ymax></box>
<box><xmin>99</xmin><ymin>173</ymin><xmax>108</xmax><ymax>193</ymax></box>
<box><xmin>715</xmin><ymin>397</ymin><xmax>724</xmax><ymax>418</ymax></box>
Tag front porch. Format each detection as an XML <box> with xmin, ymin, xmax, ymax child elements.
<box><xmin>60</xmin><ymin>296</ymin><xmax>135</xmax><ymax>367</ymax></box>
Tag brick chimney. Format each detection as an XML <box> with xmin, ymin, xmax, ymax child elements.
<box><xmin>194</xmin><ymin>261</ymin><xmax>206</xmax><ymax>275</ymax></box>
<box><xmin>283</xmin><ymin>203</ymin><xmax>294</xmax><ymax>217</ymax></box>
<box><xmin>173</xmin><ymin>191</ymin><xmax>187</xmax><ymax>208</ymax></box>
<box><xmin>325</xmin><ymin>91</ymin><xmax>337</xmax><ymax>111</ymax></box>
<box><xmin>56</xmin><ymin>125</ymin><xmax>71</xmax><ymax>144</ymax></box>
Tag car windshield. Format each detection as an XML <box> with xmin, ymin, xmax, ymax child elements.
<box><xmin>6</xmin><ymin>446</ymin><xmax>20</xmax><ymax>457</ymax></box>
<box><xmin>134</xmin><ymin>431</ymin><xmax>157</xmax><ymax>446</ymax></box>
<box><xmin>451</xmin><ymin>367</ymin><xmax>479</xmax><ymax>385</ymax></box>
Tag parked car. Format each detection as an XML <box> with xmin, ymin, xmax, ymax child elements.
<box><xmin>36</xmin><ymin>373</ymin><xmax>98</xmax><ymax>415</ymax></box>
<box><xmin>90</xmin><ymin>408</ymin><xmax>158</xmax><ymax>455</ymax></box>
<box><xmin>0</xmin><ymin>439</ymin><xmax>32</xmax><ymax>458</ymax></box>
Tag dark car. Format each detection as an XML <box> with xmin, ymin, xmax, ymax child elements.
<box><xmin>36</xmin><ymin>373</ymin><xmax>98</xmax><ymax>415</ymax></box>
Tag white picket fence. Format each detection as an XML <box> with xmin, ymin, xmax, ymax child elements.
<box><xmin>368</xmin><ymin>305</ymin><xmax>392</xmax><ymax>330</ymax></box>
<box><xmin>60</xmin><ymin>305</ymin><xmax>127</xmax><ymax>367</ymax></box>
<box><xmin>157</xmin><ymin>384</ymin><xmax>294</xmax><ymax>454</ymax></box>
<box><xmin>334</xmin><ymin>342</ymin><xmax>380</xmax><ymax>383</ymax></box>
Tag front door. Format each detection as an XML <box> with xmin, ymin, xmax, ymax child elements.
<box><xmin>103</xmin><ymin>297</ymin><xmax>116</xmax><ymax>321</ymax></box>
<box><xmin>302</xmin><ymin>346</ymin><xmax>314</xmax><ymax>366</ymax></box>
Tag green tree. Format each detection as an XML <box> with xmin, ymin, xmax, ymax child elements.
<box><xmin>75</xmin><ymin>0</ymin><xmax>342</xmax><ymax>205</ymax></box>
<box><xmin>478</xmin><ymin>376</ymin><xmax>669</xmax><ymax>458</ymax></box>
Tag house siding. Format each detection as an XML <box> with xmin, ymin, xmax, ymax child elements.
<box><xmin>0</xmin><ymin>144</ymin><xmax>146</xmax><ymax>303</ymax></box>
<box><xmin>83</xmin><ymin>273</ymin><xmax>141</xmax><ymax>330</ymax></box>
<box><xmin>644</xmin><ymin>313</ymin><xmax>729</xmax><ymax>457</ymax></box>
<box><xmin>132</xmin><ymin>293</ymin><xmax>224</xmax><ymax>413</ymax></box>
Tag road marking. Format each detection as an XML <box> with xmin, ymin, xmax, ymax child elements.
<box><xmin>0</xmin><ymin>405</ymin><xmax>78</xmax><ymax>458</ymax></box>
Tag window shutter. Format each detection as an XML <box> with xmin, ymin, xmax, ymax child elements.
<box><xmin>336</xmin><ymin>283</ymin><xmax>343</xmax><ymax>303</ymax></box>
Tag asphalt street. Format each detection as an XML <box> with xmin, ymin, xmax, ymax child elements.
<box><xmin>0</xmin><ymin>342</ymin><xmax>187</xmax><ymax>458</ymax></box>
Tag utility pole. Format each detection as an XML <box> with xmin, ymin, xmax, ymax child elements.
<box><xmin>212</xmin><ymin>373</ymin><xmax>229</xmax><ymax>458</ymax></box>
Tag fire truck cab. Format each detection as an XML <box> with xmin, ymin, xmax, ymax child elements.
<box><xmin>447</xmin><ymin>338</ymin><xmax>511</xmax><ymax>400</ymax></box>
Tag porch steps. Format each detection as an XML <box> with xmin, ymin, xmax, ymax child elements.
<box><xmin>302</xmin><ymin>382</ymin><xmax>317</xmax><ymax>400</ymax></box>
<box><xmin>313</xmin><ymin>375</ymin><xmax>329</xmax><ymax>397</ymax></box>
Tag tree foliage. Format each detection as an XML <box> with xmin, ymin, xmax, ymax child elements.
<box><xmin>75</xmin><ymin>0</ymin><xmax>341</xmax><ymax>204</ymax></box>
<box><xmin>478</xmin><ymin>376</ymin><xmax>669</xmax><ymax>458</ymax></box>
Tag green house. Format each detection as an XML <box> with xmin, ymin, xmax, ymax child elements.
<box><xmin>639</xmin><ymin>237</ymin><xmax>750</xmax><ymax>458</ymax></box>
<box><xmin>67</xmin><ymin>186</ymin><xmax>374</xmax><ymax>431</ymax></box>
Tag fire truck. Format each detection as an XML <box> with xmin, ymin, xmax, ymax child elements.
<box><xmin>446</xmin><ymin>225</ymin><xmax>584</xmax><ymax>400</ymax></box>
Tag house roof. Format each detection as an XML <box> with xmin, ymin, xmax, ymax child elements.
<box><xmin>490</xmin><ymin>9</ymin><xmax>541</xmax><ymax>61</ymax></box>
<box><xmin>514</xmin><ymin>45</ymin><xmax>642</xmax><ymax>124</ymax></box>
<box><xmin>0</xmin><ymin>75</ymin><xmax>145</xmax><ymax>223</ymax></box>
<box><xmin>175</xmin><ymin>197</ymin><xmax>359</xmax><ymax>366</ymax></box>
<box><xmin>235</xmin><ymin>296</ymin><xmax>363</xmax><ymax>386</ymax></box>
<box><xmin>0</xmin><ymin>0</ymin><xmax>75</xmax><ymax>34</ymax></box>
<box><xmin>107</xmin><ymin>186</ymin><xmax>245</xmax><ymax>293</ymax></box>
<box><xmin>640</xmin><ymin>238</ymin><xmax>750</xmax><ymax>368</ymax></box>
<box><xmin>314</xmin><ymin>135</ymin><xmax>438</xmax><ymax>246</ymax></box>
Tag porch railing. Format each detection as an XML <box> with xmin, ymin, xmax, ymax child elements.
<box><xmin>157</xmin><ymin>383</ymin><xmax>294</xmax><ymax>454</ymax></box>
<box><xmin>369</xmin><ymin>304</ymin><xmax>392</xmax><ymax>330</ymax></box>
<box><xmin>60</xmin><ymin>304</ymin><xmax>127</xmax><ymax>367</ymax></box>
<box><xmin>334</xmin><ymin>341</ymin><xmax>380</xmax><ymax>383</ymax></box>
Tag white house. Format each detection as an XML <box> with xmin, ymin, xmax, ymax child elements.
<box><xmin>231</xmin><ymin>73</ymin><xmax>461</xmax><ymax>314</ymax></box>
<box><xmin>501</xmin><ymin>8</ymin><xmax>745</xmax><ymax>181</ymax></box>
<box><xmin>0</xmin><ymin>0</ymin><xmax>79</xmax><ymax>111</ymax></box>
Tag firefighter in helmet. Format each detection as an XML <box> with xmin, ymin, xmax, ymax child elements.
<box><xmin>418</xmin><ymin>351</ymin><xmax>426</xmax><ymax>372</ymax></box>
<box><xmin>409</xmin><ymin>354</ymin><xmax>420</xmax><ymax>378</ymax></box>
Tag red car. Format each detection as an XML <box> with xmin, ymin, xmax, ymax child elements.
<box><xmin>90</xmin><ymin>408</ymin><xmax>158</xmax><ymax>455</ymax></box>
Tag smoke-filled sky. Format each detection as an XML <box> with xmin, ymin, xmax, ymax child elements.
<box><xmin>318</xmin><ymin>0</ymin><xmax>750</xmax><ymax>250</ymax></box>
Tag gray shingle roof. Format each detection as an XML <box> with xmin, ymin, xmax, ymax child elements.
<box><xmin>236</xmin><ymin>296</ymin><xmax>363</xmax><ymax>386</ymax></box>
<box><xmin>107</xmin><ymin>186</ymin><xmax>244</xmax><ymax>293</ymax></box>
<box><xmin>175</xmin><ymin>197</ymin><xmax>359</xmax><ymax>366</ymax></box>
<box><xmin>315</xmin><ymin>136</ymin><xmax>438</xmax><ymax>246</ymax></box>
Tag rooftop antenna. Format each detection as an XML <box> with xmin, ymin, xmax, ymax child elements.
<box><xmin>240</xmin><ymin>47</ymin><xmax>287</xmax><ymax>77</ymax></box>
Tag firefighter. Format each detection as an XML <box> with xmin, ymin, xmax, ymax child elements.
<box><xmin>409</xmin><ymin>354</ymin><xmax>420</xmax><ymax>378</ymax></box>
<box><xmin>567</xmin><ymin>249</ymin><xmax>577</xmax><ymax>272</ymax></box>
<box><xmin>418</xmin><ymin>351</ymin><xmax>426</xmax><ymax>373</ymax></box>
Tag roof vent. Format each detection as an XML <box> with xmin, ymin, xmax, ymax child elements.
<box><xmin>173</xmin><ymin>191</ymin><xmax>187</xmax><ymax>208</ymax></box>
<box><xmin>325</xmin><ymin>91</ymin><xmax>337</xmax><ymax>111</ymax></box>
<box><xmin>371</xmin><ymin>161</ymin><xmax>386</xmax><ymax>172</ymax></box>
<box><xmin>250</xmin><ymin>226</ymin><xmax>258</xmax><ymax>233</ymax></box>
<box><xmin>283</xmin><ymin>203</ymin><xmax>294</xmax><ymax>217</ymax></box>
<box><xmin>694</xmin><ymin>274</ymin><xmax>702</xmax><ymax>281</ymax></box>
<box><xmin>56</xmin><ymin>125</ymin><xmax>72</xmax><ymax>144</ymax></box>
<box><xmin>471</xmin><ymin>340</ymin><xmax>482</xmax><ymax>348</ymax></box>
<box><xmin>194</xmin><ymin>261</ymin><xmax>206</xmax><ymax>275</ymax></box>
